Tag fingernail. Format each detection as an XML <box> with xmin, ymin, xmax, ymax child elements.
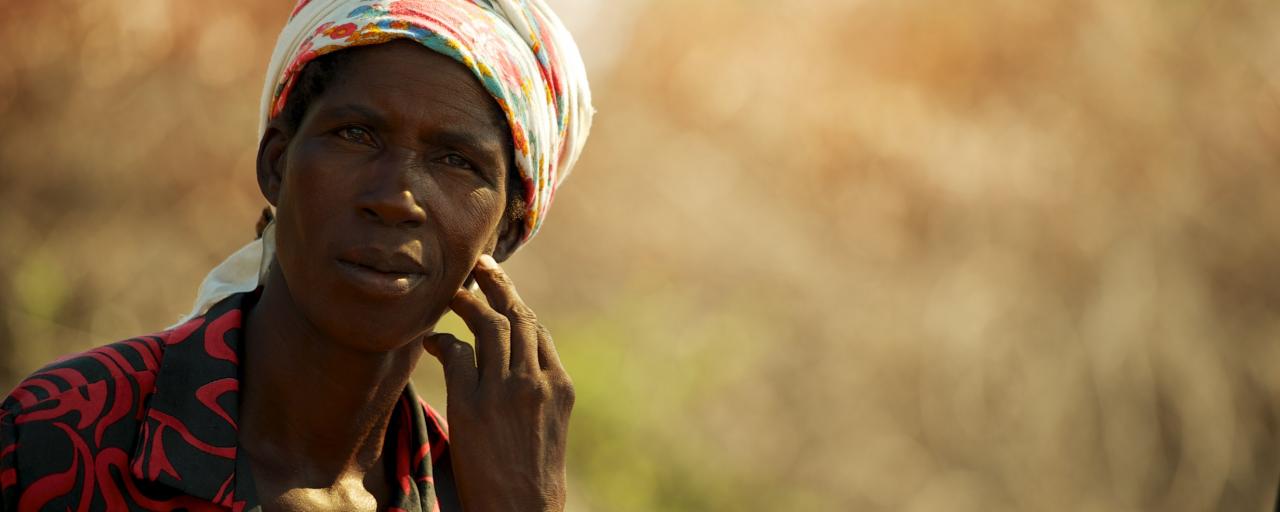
<box><xmin>478</xmin><ymin>253</ymin><xmax>498</xmax><ymax>269</ymax></box>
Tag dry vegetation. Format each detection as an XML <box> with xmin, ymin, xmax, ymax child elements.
<box><xmin>2</xmin><ymin>0</ymin><xmax>1279</xmax><ymax>510</ymax></box>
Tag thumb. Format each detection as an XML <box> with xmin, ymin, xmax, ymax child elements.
<box><xmin>422</xmin><ymin>332</ymin><xmax>479</xmax><ymax>393</ymax></box>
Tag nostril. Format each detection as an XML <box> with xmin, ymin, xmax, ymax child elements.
<box><xmin>360</xmin><ymin>205</ymin><xmax>425</xmax><ymax>228</ymax></box>
<box><xmin>358</xmin><ymin>188</ymin><xmax>427</xmax><ymax>227</ymax></box>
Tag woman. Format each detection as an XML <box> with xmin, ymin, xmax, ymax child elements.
<box><xmin>0</xmin><ymin>0</ymin><xmax>593</xmax><ymax>510</ymax></box>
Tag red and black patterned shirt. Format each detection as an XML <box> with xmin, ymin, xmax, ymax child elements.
<box><xmin>0</xmin><ymin>291</ymin><xmax>459</xmax><ymax>511</ymax></box>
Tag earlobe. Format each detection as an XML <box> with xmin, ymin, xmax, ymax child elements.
<box><xmin>256</xmin><ymin>125</ymin><xmax>289</xmax><ymax>206</ymax></box>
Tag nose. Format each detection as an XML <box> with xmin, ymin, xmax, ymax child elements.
<box><xmin>356</xmin><ymin>152</ymin><xmax>428</xmax><ymax>229</ymax></box>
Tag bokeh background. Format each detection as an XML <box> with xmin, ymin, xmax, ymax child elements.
<box><xmin>3</xmin><ymin>0</ymin><xmax>1280</xmax><ymax>510</ymax></box>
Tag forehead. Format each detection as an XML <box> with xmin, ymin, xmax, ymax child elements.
<box><xmin>310</xmin><ymin>40</ymin><xmax>510</xmax><ymax>141</ymax></box>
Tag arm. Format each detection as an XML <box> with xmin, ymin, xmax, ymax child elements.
<box><xmin>423</xmin><ymin>254</ymin><xmax>575</xmax><ymax>512</ymax></box>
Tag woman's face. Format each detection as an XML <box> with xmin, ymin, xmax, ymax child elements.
<box><xmin>257</xmin><ymin>40</ymin><xmax>515</xmax><ymax>351</ymax></box>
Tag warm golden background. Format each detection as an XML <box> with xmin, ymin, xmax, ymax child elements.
<box><xmin>2</xmin><ymin>0</ymin><xmax>1279</xmax><ymax>510</ymax></box>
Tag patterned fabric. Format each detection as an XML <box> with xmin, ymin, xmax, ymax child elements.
<box><xmin>0</xmin><ymin>292</ymin><xmax>459</xmax><ymax>512</ymax></box>
<box><xmin>179</xmin><ymin>0</ymin><xmax>593</xmax><ymax>323</ymax></box>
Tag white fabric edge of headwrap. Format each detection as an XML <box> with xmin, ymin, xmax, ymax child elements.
<box><xmin>169</xmin><ymin>223</ymin><xmax>274</xmax><ymax>328</ymax></box>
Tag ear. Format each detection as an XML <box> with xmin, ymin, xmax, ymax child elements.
<box><xmin>491</xmin><ymin>207</ymin><xmax>526</xmax><ymax>263</ymax></box>
<box><xmin>256</xmin><ymin>123</ymin><xmax>291</xmax><ymax>207</ymax></box>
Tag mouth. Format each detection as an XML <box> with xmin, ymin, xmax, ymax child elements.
<box><xmin>334</xmin><ymin>251</ymin><xmax>427</xmax><ymax>298</ymax></box>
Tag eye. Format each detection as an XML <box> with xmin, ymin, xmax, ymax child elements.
<box><xmin>441</xmin><ymin>153</ymin><xmax>475</xmax><ymax>170</ymax></box>
<box><xmin>336</xmin><ymin>126</ymin><xmax>375</xmax><ymax>146</ymax></box>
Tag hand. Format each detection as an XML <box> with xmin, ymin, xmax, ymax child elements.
<box><xmin>422</xmin><ymin>254</ymin><xmax>575</xmax><ymax>512</ymax></box>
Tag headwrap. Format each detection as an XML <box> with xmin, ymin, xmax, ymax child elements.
<box><xmin>175</xmin><ymin>0</ymin><xmax>593</xmax><ymax>324</ymax></box>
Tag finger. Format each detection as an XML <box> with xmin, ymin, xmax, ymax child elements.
<box><xmin>422</xmin><ymin>332</ymin><xmax>479</xmax><ymax>396</ymax></box>
<box><xmin>536</xmin><ymin>324</ymin><xmax>566</xmax><ymax>374</ymax></box>
<box><xmin>472</xmin><ymin>254</ymin><xmax>540</xmax><ymax>376</ymax></box>
<box><xmin>449</xmin><ymin>286</ymin><xmax>511</xmax><ymax>382</ymax></box>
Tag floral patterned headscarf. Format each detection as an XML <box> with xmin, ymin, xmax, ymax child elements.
<box><xmin>177</xmin><ymin>0</ymin><xmax>593</xmax><ymax>323</ymax></box>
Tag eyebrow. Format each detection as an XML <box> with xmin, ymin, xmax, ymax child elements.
<box><xmin>318</xmin><ymin>103</ymin><xmax>507</xmax><ymax>157</ymax></box>
<box><xmin>431</xmin><ymin>129</ymin><xmax>505</xmax><ymax>159</ymax></box>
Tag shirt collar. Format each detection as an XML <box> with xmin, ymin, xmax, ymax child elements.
<box><xmin>130</xmin><ymin>291</ymin><xmax>257</xmax><ymax>509</ymax></box>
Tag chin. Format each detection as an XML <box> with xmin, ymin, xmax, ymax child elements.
<box><xmin>316</xmin><ymin>303</ymin><xmax>439</xmax><ymax>353</ymax></box>
<box><xmin>296</xmin><ymin>279</ymin><xmax>447</xmax><ymax>354</ymax></box>
<box><xmin>339</xmin><ymin>325</ymin><xmax>430</xmax><ymax>353</ymax></box>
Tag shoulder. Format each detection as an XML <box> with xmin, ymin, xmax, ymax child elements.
<box><xmin>0</xmin><ymin>317</ymin><xmax>214</xmax><ymax>502</ymax></box>
<box><xmin>0</xmin><ymin>295</ymin><xmax>255</xmax><ymax>510</ymax></box>
<box><xmin>3</xmin><ymin>337</ymin><xmax>163</xmax><ymax>415</ymax></box>
<box><xmin>0</xmin><ymin>324</ymin><xmax>191</xmax><ymax>509</ymax></box>
<box><xmin>1</xmin><ymin>318</ymin><xmax>204</xmax><ymax>418</ymax></box>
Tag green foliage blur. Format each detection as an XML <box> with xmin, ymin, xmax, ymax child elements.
<box><xmin>2</xmin><ymin>0</ymin><xmax>1279</xmax><ymax>510</ymax></box>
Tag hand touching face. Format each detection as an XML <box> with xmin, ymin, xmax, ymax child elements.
<box><xmin>424</xmin><ymin>255</ymin><xmax>575</xmax><ymax>512</ymax></box>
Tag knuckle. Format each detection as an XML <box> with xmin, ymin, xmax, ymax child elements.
<box><xmin>481</xmin><ymin>313</ymin><xmax>511</xmax><ymax>336</ymax></box>
<box><xmin>446</xmin><ymin>339</ymin><xmax>473</xmax><ymax>357</ymax></box>
<box><xmin>447</xmin><ymin>350</ymin><xmax>475</xmax><ymax>371</ymax></box>
<box><xmin>487</xmin><ymin>267</ymin><xmax>514</xmax><ymax>287</ymax></box>
<box><xmin>535</xmin><ymin>490</ymin><xmax>567</xmax><ymax>510</ymax></box>
<box><xmin>562</xmin><ymin>385</ymin><xmax>576</xmax><ymax>408</ymax></box>
<box><xmin>507</xmin><ymin>302</ymin><xmax>538</xmax><ymax>322</ymax></box>
<box><xmin>556</xmin><ymin>385</ymin><xmax>576</xmax><ymax>409</ymax></box>
<box><xmin>510</xmin><ymin>316</ymin><xmax>539</xmax><ymax>335</ymax></box>
<box><xmin>552</xmin><ymin>374</ymin><xmax>575</xmax><ymax>400</ymax></box>
<box><xmin>513</xmin><ymin>375</ymin><xmax>553</xmax><ymax>402</ymax></box>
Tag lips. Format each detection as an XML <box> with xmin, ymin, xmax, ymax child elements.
<box><xmin>339</xmin><ymin>246</ymin><xmax>425</xmax><ymax>274</ymax></box>
<box><xmin>335</xmin><ymin>246</ymin><xmax>427</xmax><ymax>298</ymax></box>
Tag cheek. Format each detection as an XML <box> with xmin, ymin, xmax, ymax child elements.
<box><xmin>273</xmin><ymin>152</ymin><xmax>352</xmax><ymax>270</ymax></box>
<box><xmin>281</xmin><ymin>150</ymin><xmax>346</xmax><ymax>213</ymax></box>
<box><xmin>430</xmin><ymin>187</ymin><xmax>506</xmax><ymax>277</ymax></box>
<box><xmin>440</xmin><ymin>189</ymin><xmax>504</xmax><ymax>245</ymax></box>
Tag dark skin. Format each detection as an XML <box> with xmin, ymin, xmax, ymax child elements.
<box><xmin>242</xmin><ymin>40</ymin><xmax>574</xmax><ymax>512</ymax></box>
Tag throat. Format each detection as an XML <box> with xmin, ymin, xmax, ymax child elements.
<box><xmin>238</xmin><ymin>272</ymin><xmax>426</xmax><ymax>489</ymax></box>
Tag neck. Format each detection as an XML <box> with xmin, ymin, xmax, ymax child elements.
<box><xmin>239</xmin><ymin>268</ymin><xmax>427</xmax><ymax>486</ymax></box>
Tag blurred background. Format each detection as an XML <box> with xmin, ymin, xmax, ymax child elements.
<box><xmin>2</xmin><ymin>0</ymin><xmax>1279</xmax><ymax>510</ymax></box>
